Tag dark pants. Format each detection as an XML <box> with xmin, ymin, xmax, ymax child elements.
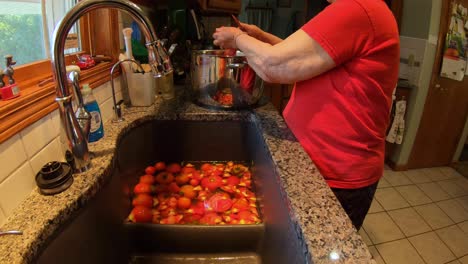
<box><xmin>331</xmin><ymin>181</ymin><xmax>378</xmax><ymax>230</ymax></box>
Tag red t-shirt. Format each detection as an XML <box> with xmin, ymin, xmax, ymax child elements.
<box><xmin>283</xmin><ymin>0</ymin><xmax>400</xmax><ymax>189</ymax></box>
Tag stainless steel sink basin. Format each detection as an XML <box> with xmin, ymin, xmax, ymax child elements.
<box><xmin>36</xmin><ymin>120</ymin><xmax>308</xmax><ymax>264</ymax></box>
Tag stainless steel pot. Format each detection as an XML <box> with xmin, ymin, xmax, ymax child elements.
<box><xmin>190</xmin><ymin>50</ymin><xmax>264</xmax><ymax>109</ymax></box>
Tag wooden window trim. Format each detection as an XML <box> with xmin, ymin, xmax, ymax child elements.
<box><xmin>0</xmin><ymin>10</ymin><xmax>120</xmax><ymax>144</ymax></box>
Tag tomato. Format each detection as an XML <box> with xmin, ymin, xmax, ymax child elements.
<box><xmin>154</xmin><ymin>184</ymin><xmax>168</xmax><ymax>193</ymax></box>
<box><xmin>175</xmin><ymin>173</ymin><xmax>190</xmax><ymax>185</ymax></box>
<box><xmin>180</xmin><ymin>185</ymin><xmax>197</xmax><ymax>199</ymax></box>
<box><xmin>239</xmin><ymin>178</ymin><xmax>252</xmax><ymax>188</ymax></box>
<box><xmin>206</xmin><ymin>193</ymin><xmax>233</xmax><ymax>213</ymax></box>
<box><xmin>238</xmin><ymin>210</ymin><xmax>259</xmax><ymax>224</ymax></box>
<box><xmin>199</xmin><ymin>212</ymin><xmax>222</xmax><ymax>225</ymax></box>
<box><xmin>183</xmin><ymin>213</ymin><xmax>202</xmax><ymax>223</ymax></box>
<box><xmin>189</xmin><ymin>178</ymin><xmax>200</xmax><ymax>187</ymax></box>
<box><xmin>166</xmin><ymin>163</ymin><xmax>182</xmax><ymax>174</ymax></box>
<box><xmin>232</xmin><ymin>164</ymin><xmax>246</xmax><ymax>175</ymax></box>
<box><xmin>168</xmin><ymin>182</ymin><xmax>180</xmax><ymax>193</ymax></box>
<box><xmin>139</xmin><ymin>174</ymin><xmax>155</xmax><ymax>184</ymax></box>
<box><xmin>201</xmin><ymin>163</ymin><xmax>214</xmax><ymax>172</ymax></box>
<box><xmin>201</xmin><ymin>175</ymin><xmax>223</xmax><ymax>191</ymax></box>
<box><xmin>242</xmin><ymin>171</ymin><xmax>252</xmax><ymax>179</ymax></box>
<box><xmin>129</xmin><ymin>206</ymin><xmax>152</xmax><ymax>223</ymax></box>
<box><xmin>181</xmin><ymin>164</ymin><xmax>196</xmax><ymax>174</ymax></box>
<box><xmin>145</xmin><ymin>166</ymin><xmax>156</xmax><ymax>175</ymax></box>
<box><xmin>160</xmin><ymin>215</ymin><xmax>183</xmax><ymax>225</ymax></box>
<box><xmin>154</xmin><ymin>161</ymin><xmax>166</xmax><ymax>171</ymax></box>
<box><xmin>167</xmin><ymin>197</ymin><xmax>178</xmax><ymax>208</ymax></box>
<box><xmin>132</xmin><ymin>194</ymin><xmax>154</xmax><ymax>207</ymax></box>
<box><xmin>177</xmin><ymin>197</ymin><xmax>192</xmax><ymax>209</ymax></box>
<box><xmin>231</xmin><ymin>198</ymin><xmax>250</xmax><ymax>213</ymax></box>
<box><xmin>226</xmin><ymin>176</ymin><xmax>240</xmax><ymax>186</ymax></box>
<box><xmin>191</xmin><ymin>171</ymin><xmax>203</xmax><ymax>180</ymax></box>
<box><xmin>220</xmin><ymin>185</ymin><xmax>237</xmax><ymax>194</ymax></box>
<box><xmin>157</xmin><ymin>192</ymin><xmax>171</xmax><ymax>203</ymax></box>
<box><xmin>134</xmin><ymin>183</ymin><xmax>154</xmax><ymax>194</ymax></box>
<box><xmin>155</xmin><ymin>172</ymin><xmax>174</xmax><ymax>184</ymax></box>
<box><xmin>186</xmin><ymin>201</ymin><xmax>205</xmax><ymax>216</ymax></box>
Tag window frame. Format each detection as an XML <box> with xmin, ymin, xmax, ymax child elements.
<box><xmin>0</xmin><ymin>9</ymin><xmax>120</xmax><ymax>144</ymax></box>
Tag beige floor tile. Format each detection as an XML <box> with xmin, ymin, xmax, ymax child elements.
<box><xmin>388</xmin><ymin>207</ymin><xmax>431</xmax><ymax>237</ymax></box>
<box><xmin>362</xmin><ymin>212</ymin><xmax>404</xmax><ymax>244</ymax></box>
<box><xmin>376</xmin><ymin>239</ymin><xmax>425</xmax><ymax>264</ymax></box>
<box><xmin>438</xmin><ymin>167</ymin><xmax>464</xmax><ymax>180</ymax></box>
<box><xmin>384</xmin><ymin>170</ymin><xmax>413</xmax><ymax>186</ymax></box>
<box><xmin>368</xmin><ymin>199</ymin><xmax>385</xmax><ymax>213</ymax></box>
<box><xmin>437</xmin><ymin>180</ymin><xmax>468</xmax><ymax>198</ymax></box>
<box><xmin>396</xmin><ymin>185</ymin><xmax>432</xmax><ymax>206</ymax></box>
<box><xmin>377</xmin><ymin>177</ymin><xmax>391</xmax><ymax>189</ymax></box>
<box><xmin>460</xmin><ymin>255</ymin><xmax>468</xmax><ymax>264</ymax></box>
<box><xmin>384</xmin><ymin>164</ymin><xmax>392</xmax><ymax>170</ymax></box>
<box><xmin>436</xmin><ymin>225</ymin><xmax>468</xmax><ymax>257</ymax></box>
<box><xmin>403</xmin><ymin>169</ymin><xmax>432</xmax><ymax>184</ymax></box>
<box><xmin>414</xmin><ymin>203</ymin><xmax>455</xmax><ymax>229</ymax></box>
<box><xmin>375</xmin><ymin>188</ymin><xmax>410</xmax><ymax>210</ymax></box>
<box><xmin>368</xmin><ymin>246</ymin><xmax>385</xmax><ymax>264</ymax></box>
<box><xmin>427</xmin><ymin>167</ymin><xmax>456</xmax><ymax>181</ymax></box>
<box><xmin>437</xmin><ymin>200</ymin><xmax>468</xmax><ymax>223</ymax></box>
<box><xmin>358</xmin><ymin>228</ymin><xmax>372</xmax><ymax>246</ymax></box>
<box><xmin>417</xmin><ymin>182</ymin><xmax>451</xmax><ymax>202</ymax></box>
<box><xmin>459</xmin><ymin>221</ymin><xmax>468</xmax><ymax>234</ymax></box>
<box><xmin>408</xmin><ymin>232</ymin><xmax>456</xmax><ymax>264</ymax></box>
<box><xmin>455</xmin><ymin>177</ymin><xmax>468</xmax><ymax>192</ymax></box>
<box><xmin>457</xmin><ymin>196</ymin><xmax>468</xmax><ymax>212</ymax></box>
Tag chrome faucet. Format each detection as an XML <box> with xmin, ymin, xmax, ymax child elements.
<box><xmin>52</xmin><ymin>0</ymin><xmax>173</xmax><ymax>173</ymax></box>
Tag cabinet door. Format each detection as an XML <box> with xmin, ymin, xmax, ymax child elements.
<box><xmin>199</xmin><ymin>0</ymin><xmax>242</xmax><ymax>13</ymax></box>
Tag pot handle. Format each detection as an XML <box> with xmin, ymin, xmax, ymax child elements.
<box><xmin>226</xmin><ymin>62</ymin><xmax>247</xmax><ymax>69</ymax></box>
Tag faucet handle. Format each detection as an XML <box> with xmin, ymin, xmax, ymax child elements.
<box><xmin>146</xmin><ymin>40</ymin><xmax>173</xmax><ymax>77</ymax></box>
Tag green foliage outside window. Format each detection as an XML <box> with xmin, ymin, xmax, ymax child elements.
<box><xmin>0</xmin><ymin>14</ymin><xmax>46</xmax><ymax>66</ymax></box>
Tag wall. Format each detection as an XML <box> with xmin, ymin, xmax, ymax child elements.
<box><xmin>0</xmin><ymin>78</ymin><xmax>123</xmax><ymax>225</ymax></box>
<box><xmin>390</xmin><ymin>0</ymin><xmax>441</xmax><ymax>166</ymax></box>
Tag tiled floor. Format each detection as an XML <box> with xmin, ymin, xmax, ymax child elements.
<box><xmin>360</xmin><ymin>166</ymin><xmax>468</xmax><ymax>264</ymax></box>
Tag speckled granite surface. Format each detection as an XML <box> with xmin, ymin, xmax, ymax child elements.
<box><xmin>0</xmin><ymin>91</ymin><xmax>374</xmax><ymax>264</ymax></box>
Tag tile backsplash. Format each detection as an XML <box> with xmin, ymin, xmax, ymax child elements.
<box><xmin>0</xmin><ymin>78</ymin><xmax>123</xmax><ymax>225</ymax></box>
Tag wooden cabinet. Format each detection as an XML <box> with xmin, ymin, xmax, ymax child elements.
<box><xmin>198</xmin><ymin>0</ymin><xmax>242</xmax><ymax>14</ymax></box>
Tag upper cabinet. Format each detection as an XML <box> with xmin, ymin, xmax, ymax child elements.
<box><xmin>198</xmin><ymin>0</ymin><xmax>242</xmax><ymax>14</ymax></box>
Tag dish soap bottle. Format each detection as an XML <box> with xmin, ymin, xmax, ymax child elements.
<box><xmin>82</xmin><ymin>84</ymin><xmax>104</xmax><ymax>142</ymax></box>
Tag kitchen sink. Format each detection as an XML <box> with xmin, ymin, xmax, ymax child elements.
<box><xmin>36</xmin><ymin>120</ymin><xmax>308</xmax><ymax>264</ymax></box>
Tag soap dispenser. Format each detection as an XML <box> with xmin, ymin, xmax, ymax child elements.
<box><xmin>82</xmin><ymin>84</ymin><xmax>104</xmax><ymax>142</ymax></box>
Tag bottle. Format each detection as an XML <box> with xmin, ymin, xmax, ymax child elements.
<box><xmin>82</xmin><ymin>84</ymin><xmax>104</xmax><ymax>142</ymax></box>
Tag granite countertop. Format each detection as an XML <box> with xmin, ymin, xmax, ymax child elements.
<box><xmin>0</xmin><ymin>91</ymin><xmax>374</xmax><ymax>264</ymax></box>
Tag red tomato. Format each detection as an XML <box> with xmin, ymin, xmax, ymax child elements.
<box><xmin>201</xmin><ymin>163</ymin><xmax>214</xmax><ymax>172</ymax></box>
<box><xmin>157</xmin><ymin>192</ymin><xmax>171</xmax><ymax>203</ymax></box>
<box><xmin>132</xmin><ymin>194</ymin><xmax>154</xmax><ymax>207</ymax></box>
<box><xmin>133</xmin><ymin>183</ymin><xmax>153</xmax><ymax>194</ymax></box>
<box><xmin>166</xmin><ymin>163</ymin><xmax>182</xmax><ymax>174</ymax></box>
<box><xmin>160</xmin><ymin>215</ymin><xmax>183</xmax><ymax>224</ymax></box>
<box><xmin>155</xmin><ymin>172</ymin><xmax>174</xmax><ymax>184</ymax></box>
<box><xmin>183</xmin><ymin>213</ymin><xmax>202</xmax><ymax>223</ymax></box>
<box><xmin>167</xmin><ymin>197</ymin><xmax>178</xmax><ymax>208</ymax></box>
<box><xmin>199</xmin><ymin>212</ymin><xmax>222</xmax><ymax>225</ymax></box>
<box><xmin>186</xmin><ymin>201</ymin><xmax>205</xmax><ymax>216</ymax></box>
<box><xmin>238</xmin><ymin>210</ymin><xmax>259</xmax><ymax>223</ymax></box>
<box><xmin>220</xmin><ymin>185</ymin><xmax>237</xmax><ymax>194</ymax></box>
<box><xmin>129</xmin><ymin>206</ymin><xmax>152</xmax><ymax>223</ymax></box>
<box><xmin>206</xmin><ymin>193</ymin><xmax>233</xmax><ymax>212</ymax></box>
<box><xmin>231</xmin><ymin>198</ymin><xmax>250</xmax><ymax>213</ymax></box>
<box><xmin>154</xmin><ymin>184</ymin><xmax>168</xmax><ymax>193</ymax></box>
<box><xmin>226</xmin><ymin>176</ymin><xmax>240</xmax><ymax>186</ymax></box>
<box><xmin>180</xmin><ymin>185</ymin><xmax>197</xmax><ymax>199</ymax></box>
<box><xmin>177</xmin><ymin>197</ymin><xmax>192</xmax><ymax>209</ymax></box>
<box><xmin>191</xmin><ymin>171</ymin><xmax>203</xmax><ymax>180</ymax></box>
<box><xmin>201</xmin><ymin>175</ymin><xmax>223</xmax><ymax>191</ymax></box>
<box><xmin>139</xmin><ymin>174</ymin><xmax>155</xmax><ymax>184</ymax></box>
<box><xmin>154</xmin><ymin>161</ymin><xmax>166</xmax><ymax>171</ymax></box>
<box><xmin>145</xmin><ymin>166</ymin><xmax>156</xmax><ymax>175</ymax></box>
<box><xmin>175</xmin><ymin>173</ymin><xmax>190</xmax><ymax>185</ymax></box>
<box><xmin>181</xmin><ymin>164</ymin><xmax>196</xmax><ymax>174</ymax></box>
<box><xmin>189</xmin><ymin>178</ymin><xmax>200</xmax><ymax>187</ymax></box>
<box><xmin>168</xmin><ymin>182</ymin><xmax>180</xmax><ymax>193</ymax></box>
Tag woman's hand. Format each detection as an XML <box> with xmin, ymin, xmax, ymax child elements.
<box><xmin>212</xmin><ymin>26</ymin><xmax>244</xmax><ymax>49</ymax></box>
<box><xmin>238</xmin><ymin>22</ymin><xmax>263</xmax><ymax>40</ymax></box>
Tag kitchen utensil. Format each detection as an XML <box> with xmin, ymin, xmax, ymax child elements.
<box><xmin>190</xmin><ymin>50</ymin><xmax>264</xmax><ymax>110</ymax></box>
<box><xmin>0</xmin><ymin>230</ymin><xmax>22</xmax><ymax>236</ymax></box>
<box><xmin>231</xmin><ymin>14</ymin><xmax>242</xmax><ymax>29</ymax></box>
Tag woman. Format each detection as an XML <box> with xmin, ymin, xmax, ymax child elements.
<box><xmin>212</xmin><ymin>0</ymin><xmax>399</xmax><ymax>230</ymax></box>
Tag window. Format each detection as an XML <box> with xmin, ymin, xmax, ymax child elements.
<box><xmin>0</xmin><ymin>0</ymin><xmax>120</xmax><ymax>144</ymax></box>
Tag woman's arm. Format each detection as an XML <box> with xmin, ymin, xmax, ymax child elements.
<box><xmin>213</xmin><ymin>27</ymin><xmax>335</xmax><ymax>84</ymax></box>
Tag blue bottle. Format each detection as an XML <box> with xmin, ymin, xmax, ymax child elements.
<box><xmin>82</xmin><ymin>84</ymin><xmax>104</xmax><ymax>142</ymax></box>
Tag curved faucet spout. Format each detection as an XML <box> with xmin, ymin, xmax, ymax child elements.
<box><xmin>52</xmin><ymin>0</ymin><xmax>173</xmax><ymax>173</ymax></box>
